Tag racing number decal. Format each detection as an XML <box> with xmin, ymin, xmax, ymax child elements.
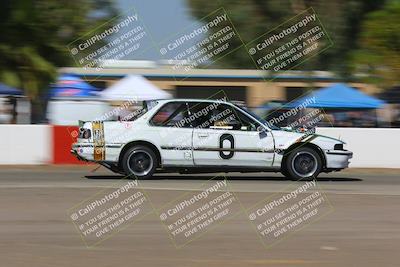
<box><xmin>219</xmin><ymin>134</ymin><xmax>235</xmax><ymax>159</ymax></box>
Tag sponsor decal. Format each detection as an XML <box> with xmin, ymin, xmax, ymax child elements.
<box><xmin>92</xmin><ymin>121</ymin><xmax>105</xmax><ymax>161</ymax></box>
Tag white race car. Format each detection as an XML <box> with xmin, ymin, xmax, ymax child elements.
<box><xmin>72</xmin><ymin>99</ymin><xmax>352</xmax><ymax>180</ymax></box>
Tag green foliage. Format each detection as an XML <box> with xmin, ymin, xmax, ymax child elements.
<box><xmin>187</xmin><ymin>0</ymin><xmax>387</xmax><ymax>78</ymax></box>
<box><xmin>0</xmin><ymin>0</ymin><xmax>117</xmax><ymax>99</ymax></box>
<box><xmin>351</xmin><ymin>1</ymin><xmax>400</xmax><ymax>88</ymax></box>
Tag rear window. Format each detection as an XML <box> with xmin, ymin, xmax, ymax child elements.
<box><xmin>150</xmin><ymin>102</ymin><xmax>190</xmax><ymax>127</ymax></box>
<box><xmin>117</xmin><ymin>101</ymin><xmax>157</xmax><ymax>122</ymax></box>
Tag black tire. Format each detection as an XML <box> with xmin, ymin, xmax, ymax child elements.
<box><xmin>121</xmin><ymin>145</ymin><xmax>158</xmax><ymax>179</ymax></box>
<box><xmin>283</xmin><ymin>147</ymin><xmax>322</xmax><ymax>181</ymax></box>
<box><xmin>280</xmin><ymin>167</ymin><xmax>290</xmax><ymax>178</ymax></box>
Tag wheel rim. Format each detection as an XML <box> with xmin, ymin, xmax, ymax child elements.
<box><xmin>127</xmin><ymin>150</ymin><xmax>153</xmax><ymax>176</ymax></box>
<box><xmin>291</xmin><ymin>151</ymin><xmax>318</xmax><ymax>178</ymax></box>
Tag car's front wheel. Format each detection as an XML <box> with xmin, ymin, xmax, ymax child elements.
<box><xmin>283</xmin><ymin>147</ymin><xmax>322</xmax><ymax>181</ymax></box>
<box><xmin>122</xmin><ymin>145</ymin><xmax>158</xmax><ymax>179</ymax></box>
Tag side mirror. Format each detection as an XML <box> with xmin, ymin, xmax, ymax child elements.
<box><xmin>257</xmin><ymin>126</ymin><xmax>268</xmax><ymax>139</ymax></box>
<box><xmin>228</xmin><ymin>120</ymin><xmax>242</xmax><ymax>130</ymax></box>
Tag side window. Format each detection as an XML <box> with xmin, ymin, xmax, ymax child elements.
<box><xmin>150</xmin><ymin>102</ymin><xmax>190</xmax><ymax>127</ymax></box>
<box><xmin>212</xmin><ymin>104</ymin><xmax>258</xmax><ymax>131</ymax></box>
<box><xmin>211</xmin><ymin>104</ymin><xmax>239</xmax><ymax>129</ymax></box>
<box><xmin>187</xmin><ymin>102</ymin><xmax>259</xmax><ymax>131</ymax></box>
<box><xmin>234</xmin><ymin>107</ymin><xmax>261</xmax><ymax>131</ymax></box>
<box><xmin>187</xmin><ymin>102</ymin><xmax>214</xmax><ymax>128</ymax></box>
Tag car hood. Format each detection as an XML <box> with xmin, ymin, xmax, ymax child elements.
<box><xmin>271</xmin><ymin>128</ymin><xmax>345</xmax><ymax>150</ymax></box>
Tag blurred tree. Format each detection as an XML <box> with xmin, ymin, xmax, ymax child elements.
<box><xmin>0</xmin><ymin>0</ymin><xmax>117</xmax><ymax>121</ymax></box>
<box><xmin>187</xmin><ymin>0</ymin><xmax>386</xmax><ymax>77</ymax></box>
<box><xmin>351</xmin><ymin>0</ymin><xmax>400</xmax><ymax>88</ymax></box>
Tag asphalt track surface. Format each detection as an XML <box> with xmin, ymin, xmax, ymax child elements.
<box><xmin>0</xmin><ymin>165</ymin><xmax>399</xmax><ymax>267</ymax></box>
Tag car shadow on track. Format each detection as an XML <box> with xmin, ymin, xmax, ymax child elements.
<box><xmin>85</xmin><ymin>174</ymin><xmax>362</xmax><ymax>182</ymax></box>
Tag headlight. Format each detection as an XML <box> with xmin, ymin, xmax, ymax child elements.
<box><xmin>334</xmin><ymin>143</ymin><xmax>344</xmax><ymax>150</ymax></box>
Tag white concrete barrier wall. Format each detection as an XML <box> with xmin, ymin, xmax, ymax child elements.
<box><xmin>0</xmin><ymin>125</ymin><xmax>51</xmax><ymax>164</ymax></box>
<box><xmin>0</xmin><ymin>125</ymin><xmax>398</xmax><ymax>168</ymax></box>
<box><xmin>317</xmin><ymin>127</ymin><xmax>400</xmax><ymax>168</ymax></box>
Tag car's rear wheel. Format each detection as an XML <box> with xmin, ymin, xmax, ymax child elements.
<box><xmin>283</xmin><ymin>147</ymin><xmax>322</xmax><ymax>181</ymax></box>
<box><xmin>122</xmin><ymin>145</ymin><xmax>157</xmax><ymax>179</ymax></box>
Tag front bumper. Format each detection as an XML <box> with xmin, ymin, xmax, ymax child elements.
<box><xmin>325</xmin><ymin>150</ymin><xmax>353</xmax><ymax>169</ymax></box>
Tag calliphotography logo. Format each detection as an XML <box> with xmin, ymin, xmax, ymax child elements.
<box><xmin>71</xmin><ymin>15</ymin><xmax>138</xmax><ymax>54</ymax></box>
<box><xmin>266</xmin><ymin>96</ymin><xmax>316</xmax><ymax>127</ymax></box>
<box><xmin>249</xmin><ymin>92</ymin><xmax>332</xmax><ymax>156</ymax></box>
<box><xmin>149</xmin><ymin>176</ymin><xmax>243</xmax><ymax>248</ymax></box>
<box><xmin>161</xmin><ymin>13</ymin><xmax>228</xmax><ymax>53</ymax></box>
<box><xmin>173</xmin><ymin>98</ymin><xmax>230</xmax><ymax>129</ymax></box>
<box><xmin>157</xmin><ymin>8</ymin><xmax>242</xmax><ymax>80</ymax></box>
<box><xmin>245</xmin><ymin>7</ymin><xmax>333</xmax><ymax>79</ymax></box>
<box><xmin>245</xmin><ymin>180</ymin><xmax>333</xmax><ymax>249</ymax></box>
<box><xmin>67</xmin><ymin>7</ymin><xmax>153</xmax><ymax>79</ymax></box>
<box><xmin>67</xmin><ymin>180</ymin><xmax>153</xmax><ymax>247</ymax></box>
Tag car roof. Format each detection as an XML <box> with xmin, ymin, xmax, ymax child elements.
<box><xmin>151</xmin><ymin>98</ymin><xmax>232</xmax><ymax>104</ymax></box>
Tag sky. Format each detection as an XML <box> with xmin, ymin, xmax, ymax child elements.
<box><xmin>115</xmin><ymin>0</ymin><xmax>201</xmax><ymax>60</ymax></box>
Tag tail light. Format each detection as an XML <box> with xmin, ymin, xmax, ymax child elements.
<box><xmin>79</xmin><ymin>128</ymin><xmax>91</xmax><ymax>139</ymax></box>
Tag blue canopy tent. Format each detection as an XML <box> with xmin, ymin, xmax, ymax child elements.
<box><xmin>283</xmin><ymin>83</ymin><xmax>387</xmax><ymax>127</ymax></box>
<box><xmin>50</xmin><ymin>74</ymin><xmax>99</xmax><ymax>98</ymax></box>
<box><xmin>286</xmin><ymin>83</ymin><xmax>385</xmax><ymax>109</ymax></box>
<box><xmin>0</xmin><ymin>83</ymin><xmax>23</xmax><ymax>96</ymax></box>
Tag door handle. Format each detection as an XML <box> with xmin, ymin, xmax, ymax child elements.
<box><xmin>198</xmin><ymin>133</ymin><xmax>209</xmax><ymax>138</ymax></box>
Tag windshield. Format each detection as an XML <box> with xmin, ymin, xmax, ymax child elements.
<box><xmin>234</xmin><ymin>104</ymin><xmax>281</xmax><ymax>130</ymax></box>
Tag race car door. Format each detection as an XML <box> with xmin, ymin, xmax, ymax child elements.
<box><xmin>190</xmin><ymin>102</ymin><xmax>275</xmax><ymax>167</ymax></box>
<box><xmin>149</xmin><ymin>101</ymin><xmax>194</xmax><ymax>166</ymax></box>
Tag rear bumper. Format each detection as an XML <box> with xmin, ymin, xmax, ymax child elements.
<box><xmin>325</xmin><ymin>150</ymin><xmax>353</xmax><ymax>169</ymax></box>
<box><xmin>71</xmin><ymin>147</ymin><xmax>123</xmax><ymax>174</ymax></box>
<box><xmin>71</xmin><ymin>143</ymin><xmax>94</xmax><ymax>162</ymax></box>
<box><xmin>70</xmin><ymin>149</ymin><xmax>89</xmax><ymax>162</ymax></box>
